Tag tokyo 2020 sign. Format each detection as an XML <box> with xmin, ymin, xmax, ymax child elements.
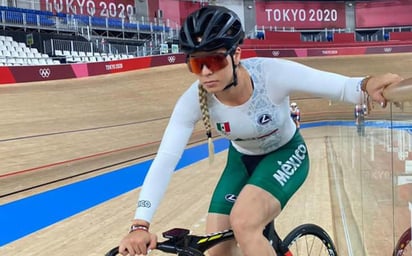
<box><xmin>255</xmin><ymin>1</ymin><xmax>346</xmax><ymax>29</ymax></box>
<box><xmin>40</xmin><ymin>0</ymin><xmax>135</xmax><ymax>19</ymax></box>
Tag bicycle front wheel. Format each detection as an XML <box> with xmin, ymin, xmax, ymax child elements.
<box><xmin>393</xmin><ymin>227</ymin><xmax>411</xmax><ymax>256</ymax></box>
<box><xmin>282</xmin><ymin>223</ymin><xmax>338</xmax><ymax>256</ymax></box>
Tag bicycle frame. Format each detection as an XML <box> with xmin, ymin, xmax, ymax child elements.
<box><xmin>106</xmin><ymin>221</ymin><xmax>291</xmax><ymax>256</ymax></box>
<box><xmin>157</xmin><ymin>223</ymin><xmax>289</xmax><ymax>256</ymax></box>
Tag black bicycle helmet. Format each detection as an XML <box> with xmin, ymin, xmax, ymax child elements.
<box><xmin>179</xmin><ymin>5</ymin><xmax>245</xmax><ymax>54</ymax></box>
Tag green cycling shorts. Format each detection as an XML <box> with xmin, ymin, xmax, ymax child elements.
<box><xmin>208</xmin><ymin>131</ymin><xmax>309</xmax><ymax>215</ymax></box>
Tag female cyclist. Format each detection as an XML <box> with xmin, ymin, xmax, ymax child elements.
<box><xmin>290</xmin><ymin>102</ymin><xmax>301</xmax><ymax>128</ymax></box>
<box><xmin>118</xmin><ymin>5</ymin><xmax>403</xmax><ymax>256</ymax></box>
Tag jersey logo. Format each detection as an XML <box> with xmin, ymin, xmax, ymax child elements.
<box><xmin>258</xmin><ymin>114</ymin><xmax>272</xmax><ymax>125</ymax></box>
<box><xmin>138</xmin><ymin>200</ymin><xmax>152</xmax><ymax>208</ymax></box>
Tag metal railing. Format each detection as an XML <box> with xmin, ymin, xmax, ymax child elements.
<box><xmin>0</xmin><ymin>7</ymin><xmax>179</xmax><ymax>46</ymax></box>
<box><xmin>43</xmin><ymin>38</ymin><xmax>162</xmax><ymax>57</ymax></box>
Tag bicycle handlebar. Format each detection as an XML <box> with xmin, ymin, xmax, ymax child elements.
<box><xmin>105</xmin><ymin>241</ymin><xmax>180</xmax><ymax>256</ymax></box>
<box><xmin>105</xmin><ymin>240</ymin><xmax>206</xmax><ymax>256</ymax></box>
<box><xmin>105</xmin><ymin>228</ymin><xmax>234</xmax><ymax>256</ymax></box>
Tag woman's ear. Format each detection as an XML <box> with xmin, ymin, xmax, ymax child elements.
<box><xmin>233</xmin><ymin>46</ymin><xmax>242</xmax><ymax>65</ymax></box>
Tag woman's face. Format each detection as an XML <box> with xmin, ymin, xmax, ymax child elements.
<box><xmin>187</xmin><ymin>47</ymin><xmax>240</xmax><ymax>93</ymax></box>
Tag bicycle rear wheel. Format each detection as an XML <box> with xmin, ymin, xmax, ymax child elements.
<box><xmin>282</xmin><ymin>223</ymin><xmax>337</xmax><ymax>256</ymax></box>
<box><xmin>393</xmin><ymin>227</ymin><xmax>411</xmax><ymax>256</ymax></box>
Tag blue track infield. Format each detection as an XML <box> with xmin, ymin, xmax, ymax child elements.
<box><xmin>0</xmin><ymin>120</ymin><xmax>411</xmax><ymax>246</ymax></box>
<box><xmin>0</xmin><ymin>139</ymin><xmax>229</xmax><ymax>246</ymax></box>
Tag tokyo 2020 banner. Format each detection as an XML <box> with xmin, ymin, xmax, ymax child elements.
<box><xmin>255</xmin><ymin>1</ymin><xmax>346</xmax><ymax>29</ymax></box>
<box><xmin>40</xmin><ymin>0</ymin><xmax>135</xmax><ymax>19</ymax></box>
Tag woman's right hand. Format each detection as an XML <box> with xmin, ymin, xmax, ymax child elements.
<box><xmin>119</xmin><ymin>229</ymin><xmax>157</xmax><ymax>256</ymax></box>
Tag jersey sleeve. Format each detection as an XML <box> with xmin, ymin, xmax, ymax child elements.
<box><xmin>134</xmin><ymin>83</ymin><xmax>201</xmax><ymax>223</ymax></box>
<box><xmin>264</xmin><ymin>58</ymin><xmax>364</xmax><ymax>105</ymax></box>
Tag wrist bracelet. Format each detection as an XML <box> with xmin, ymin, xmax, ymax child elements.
<box><xmin>360</xmin><ymin>75</ymin><xmax>372</xmax><ymax>92</ymax></box>
<box><xmin>360</xmin><ymin>76</ymin><xmax>372</xmax><ymax>113</ymax></box>
<box><xmin>130</xmin><ymin>224</ymin><xmax>149</xmax><ymax>233</ymax></box>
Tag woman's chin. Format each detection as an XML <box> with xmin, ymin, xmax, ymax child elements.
<box><xmin>203</xmin><ymin>85</ymin><xmax>222</xmax><ymax>93</ymax></box>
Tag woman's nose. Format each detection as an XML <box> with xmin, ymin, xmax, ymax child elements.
<box><xmin>200</xmin><ymin>64</ymin><xmax>213</xmax><ymax>75</ymax></box>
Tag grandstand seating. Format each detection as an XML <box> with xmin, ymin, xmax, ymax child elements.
<box><xmin>0</xmin><ymin>4</ymin><xmax>171</xmax><ymax>65</ymax></box>
<box><xmin>0</xmin><ymin>6</ymin><xmax>55</xmax><ymax>27</ymax></box>
<box><xmin>0</xmin><ymin>5</ymin><xmax>170</xmax><ymax>34</ymax></box>
<box><xmin>70</xmin><ymin>14</ymin><xmax>169</xmax><ymax>32</ymax></box>
<box><xmin>0</xmin><ymin>31</ymin><xmax>136</xmax><ymax>65</ymax></box>
<box><xmin>54</xmin><ymin>49</ymin><xmax>134</xmax><ymax>63</ymax></box>
<box><xmin>0</xmin><ymin>35</ymin><xmax>58</xmax><ymax>66</ymax></box>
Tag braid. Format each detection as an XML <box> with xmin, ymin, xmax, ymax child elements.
<box><xmin>198</xmin><ymin>84</ymin><xmax>215</xmax><ymax>163</ymax></box>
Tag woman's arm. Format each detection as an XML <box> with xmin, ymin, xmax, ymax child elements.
<box><xmin>134</xmin><ymin>83</ymin><xmax>201</xmax><ymax>223</ymax></box>
<box><xmin>266</xmin><ymin>58</ymin><xmax>402</xmax><ymax>106</ymax></box>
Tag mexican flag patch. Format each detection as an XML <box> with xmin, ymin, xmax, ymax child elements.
<box><xmin>217</xmin><ymin>122</ymin><xmax>231</xmax><ymax>134</ymax></box>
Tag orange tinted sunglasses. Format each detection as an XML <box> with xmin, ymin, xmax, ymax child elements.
<box><xmin>187</xmin><ymin>51</ymin><xmax>230</xmax><ymax>74</ymax></box>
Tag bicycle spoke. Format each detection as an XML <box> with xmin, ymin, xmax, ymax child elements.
<box><xmin>288</xmin><ymin>234</ymin><xmax>331</xmax><ymax>255</ymax></box>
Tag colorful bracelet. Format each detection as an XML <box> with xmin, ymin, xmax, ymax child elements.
<box><xmin>360</xmin><ymin>75</ymin><xmax>372</xmax><ymax>113</ymax></box>
<box><xmin>129</xmin><ymin>224</ymin><xmax>149</xmax><ymax>233</ymax></box>
<box><xmin>360</xmin><ymin>75</ymin><xmax>372</xmax><ymax>93</ymax></box>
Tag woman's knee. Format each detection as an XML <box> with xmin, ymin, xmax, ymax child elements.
<box><xmin>230</xmin><ymin>212</ymin><xmax>250</xmax><ymax>232</ymax></box>
<box><xmin>229</xmin><ymin>185</ymin><xmax>284</xmax><ymax>252</ymax></box>
<box><xmin>229</xmin><ymin>211</ymin><xmax>259</xmax><ymax>244</ymax></box>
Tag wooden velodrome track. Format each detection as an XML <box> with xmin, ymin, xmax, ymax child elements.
<box><xmin>0</xmin><ymin>53</ymin><xmax>412</xmax><ymax>255</ymax></box>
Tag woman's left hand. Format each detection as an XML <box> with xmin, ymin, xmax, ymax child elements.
<box><xmin>364</xmin><ymin>73</ymin><xmax>403</xmax><ymax>107</ymax></box>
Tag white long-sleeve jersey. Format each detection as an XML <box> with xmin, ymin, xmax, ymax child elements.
<box><xmin>134</xmin><ymin>57</ymin><xmax>364</xmax><ymax>222</ymax></box>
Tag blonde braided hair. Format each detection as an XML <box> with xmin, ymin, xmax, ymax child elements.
<box><xmin>198</xmin><ymin>83</ymin><xmax>215</xmax><ymax>163</ymax></box>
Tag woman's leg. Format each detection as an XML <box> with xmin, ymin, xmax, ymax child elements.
<box><xmin>230</xmin><ymin>184</ymin><xmax>280</xmax><ymax>256</ymax></box>
<box><xmin>206</xmin><ymin>213</ymin><xmax>243</xmax><ymax>256</ymax></box>
<box><xmin>206</xmin><ymin>131</ymin><xmax>309</xmax><ymax>255</ymax></box>
<box><xmin>230</xmin><ymin>131</ymin><xmax>310</xmax><ymax>256</ymax></box>
<box><xmin>206</xmin><ymin>144</ymin><xmax>249</xmax><ymax>256</ymax></box>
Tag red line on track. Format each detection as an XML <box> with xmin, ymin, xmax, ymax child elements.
<box><xmin>0</xmin><ymin>140</ymin><xmax>160</xmax><ymax>179</ymax></box>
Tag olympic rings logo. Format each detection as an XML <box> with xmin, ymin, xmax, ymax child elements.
<box><xmin>272</xmin><ymin>51</ymin><xmax>280</xmax><ymax>57</ymax></box>
<box><xmin>167</xmin><ymin>55</ymin><xmax>176</xmax><ymax>63</ymax></box>
<box><xmin>39</xmin><ymin>68</ymin><xmax>51</xmax><ymax>78</ymax></box>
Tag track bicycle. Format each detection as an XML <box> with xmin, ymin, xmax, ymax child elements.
<box><xmin>393</xmin><ymin>227</ymin><xmax>411</xmax><ymax>256</ymax></box>
<box><xmin>106</xmin><ymin>220</ymin><xmax>338</xmax><ymax>256</ymax></box>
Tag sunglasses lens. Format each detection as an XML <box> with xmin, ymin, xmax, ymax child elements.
<box><xmin>188</xmin><ymin>54</ymin><xmax>229</xmax><ymax>74</ymax></box>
